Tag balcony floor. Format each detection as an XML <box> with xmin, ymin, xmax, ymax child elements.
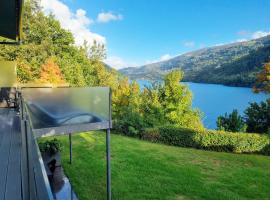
<box><xmin>0</xmin><ymin>109</ymin><xmax>22</xmax><ymax>200</ymax></box>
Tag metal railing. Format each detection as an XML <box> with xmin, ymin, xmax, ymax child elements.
<box><xmin>20</xmin><ymin>93</ymin><xmax>54</xmax><ymax>200</ymax></box>
<box><xmin>19</xmin><ymin>87</ymin><xmax>112</xmax><ymax>200</ymax></box>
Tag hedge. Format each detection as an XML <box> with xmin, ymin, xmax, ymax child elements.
<box><xmin>141</xmin><ymin>126</ymin><xmax>270</xmax><ymax>155</ymax></box>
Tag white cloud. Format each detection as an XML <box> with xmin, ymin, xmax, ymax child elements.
<box><xmin>214</xmin><ymin>43</ymin><xmax>225</xmax><ymax>47</ymax></box>
<box><xmin>145</xmin><ymin>54</ymin><xmax>173</xmax><ymax>65</ymax></box>
<box><xmin>144</xmin><ymin>60</ymin><xmax>155</xmax><ymax>65</ymax></box>
<box><xmin>107</xmin><ymin>54</ymin><xmax>175</xmax><ymax>69</ymax></box>
<box><xmin>105</xmin><ymin>56</ymin><xmax>138</xmax><ymax>70</ymax></box>
<box><xmin>40</xmin><ymin>0</ymin><xmax>106</xmax><ymax>46</ymax></box>
<box><xmin>160</xmin><ymin>54</ymin><xmax>172</xmax><ymax>61</ymax></box>
<box><xmin>236</xmin><ymin>38</ymin><xmax>248</xmax><ymax>42</ymax></box>
<box><xmin>183</xmin><ymin>41</ymin><xmax>195</xmax><ymax>48</ymax></box>
<box><xmin>235</xmin><ymin>30</ymin><xmax>270</xmax><ymax>42</ymax></box>
<box><xmin>97</xmin><ymin>12</ymin><xmax>123</xmax><ymax>23</ymax></box>
<box><xmin>251</xmin><ymin>31</ymin><xmax>270</xmax><ymax>39</ymax></box>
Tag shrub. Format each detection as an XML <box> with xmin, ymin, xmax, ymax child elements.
<box><xmin>142</xmin><ymin>126</ymin><xmax>197</xmax><ymax>148</ymax></box>
<box><xmin>38</xmin><ymin>138</ymin><xmax>62</xmax><ymax>156</ymax></box>
<box><xmin>114</xmin><ymin>109</ymin><xmax>146</xmax><ymax>137</ymax></box>
<box><xmin>141</xmin><ymin>128</ymin><xmax>160</xmax><ymax>142</ymax></box>
<box><xmin>141</xmin><ymin>126</ymin><xmax>270</xmax><ymax>155</ymax></box>
<box><xmin>195</xmin><ymin>130</ymin><xmax>270</xmax><ymax>154</ymax></box>
<box><xmin>244</xmin><ymin>98</ymin><xmax>270</xmax><ymax>134</ymax></box>
<box><xmin>158</xmin><ymin>126</ymin><xmax>197</xmax><ymax>147</ymax></box>
<box><xmin>216</xmin><ymin>109</ymin><xmax>247</xmax><ymax>132</ymax></box>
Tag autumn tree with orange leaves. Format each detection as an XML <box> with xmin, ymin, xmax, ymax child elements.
<box><xmin>254</xmin><ymin>61</ymin><xmax>270</xmax><ymax>93</ymax></box>
<box><xmin>35</xmin><ymin>58</ymin><xmax>68</xmax><ymax>86</ymax></box>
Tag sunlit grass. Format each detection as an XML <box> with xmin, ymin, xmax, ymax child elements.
<box><xmin>53</xmin><ymin>132</ymin><xmax>270</xmax><ymax>200</ymax></box>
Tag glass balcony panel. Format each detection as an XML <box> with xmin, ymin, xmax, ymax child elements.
<box><xmin>22</xmin><ymin>87</ymin><xmax>110</xmax><ymax>129</ymax></box>
<box><xmin>0</xmin><ymin>61</ymin><xmax>17</xmax><ymax>87</ymax></box>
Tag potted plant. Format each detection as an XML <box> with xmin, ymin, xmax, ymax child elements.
<box><xmin>39</xmin><ymin>138</ymin><xmax>62</xmax><ymax>161</ymax></box>
<box><xmin>39</xmin><ymin>139</ymin><xmax>63</xmax><ymax>184</ymax></box>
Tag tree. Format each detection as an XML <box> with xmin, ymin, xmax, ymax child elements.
<box><xmin>35</xmin><ymin>58</ymin><xmax>67</xmax><ymax>86</ymax></box>
<box><xmin>141</xmin><ymin>86</ymin><xmax>164</xmax><ymax>127</ymax></box>
<box><xmin>113</xmin><ymin>79</ymin><xmax>145</xmax><ymax>136</ymax></box>
<box><xmin>244</xmin><ymin>99</ymin><xmax>270</xmax><ymax>134</ymax></box>
<box><xmin>0</xmin><ymin>0</ymin><xmax>112</xmax><ymax>87</ymax></box>
<box><xmin>254</xmin><ymin>61</ymin><xmax>270</xmax><ymax>93</ymax></box>
<box><xmin>0</xmin><ymin>0</ymin><xmax>205</xmax><ymax>136</ymax></box>
<box><xmin>159</xmin><ymin>70</ymin><xmax>203</xmax><ymax>130</ymax></box>
<box><xmin>216</xmin><ymin>109</ymin><xmax>247</xmax><ymax>132</ymax></box>
<box><xmin>83</xmin><ymin>40</ymin><xmax>106</xmax><ymax>61</ymax></box>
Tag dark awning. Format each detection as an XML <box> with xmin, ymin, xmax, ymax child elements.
<box><xmin>0</xmin><ymin>0</ymin><xmax>23</xmax><ymax>41</ymax></box>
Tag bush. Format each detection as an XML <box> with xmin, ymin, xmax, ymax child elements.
<box><xmin>38</xmin><ymin>138</ymin><xmax>62</xmax><ymax>156</ymax></box>
<box><xmin>141</xmin><ymin>128</ymin><xmax>161</xmax><ymax>142</ymax></box>
<box><xmin>195</xmin><ymin>130</ymin><xmax>270</xmax><ymax>154</ymax></box>
<box><xmin>244</xmin><ymin>98</ymin><xmax>270</xmax><ymax>134</ymax></box>
<box><xmin>141</xmin><ymin>126</ymin><xmax>270</xmax><ymax>155</ymax></box>
<box><xmin>114</xmin><ymin>110</ymin><xmax>146</xmax><ymax>137</ymax></box>
<box><xmin>216</xmin><ymin>109</ymin><xmax>247</xmax><ymax>132</ymax></box>
<box><xmin>113</xmin><ymin>70</ymin><xmax>204</xmax><ymax>137</ymax></box>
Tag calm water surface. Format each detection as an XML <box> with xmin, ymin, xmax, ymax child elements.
<box><xmin>137</xmin><ymin>80</ymin><xmax>270</xmax><ymax>129</ymax></box>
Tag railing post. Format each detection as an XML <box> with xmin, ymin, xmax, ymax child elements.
<box><xmin>21</xmin><ymin>119</ymin><xmax>30</xmax><ymax>200</ymax></box>
<box><xmin>106</xmin><ymin>128</ymin><xmax>111</xmax><ymax>200</ymax></box>
<box><xmin>106</xmin><ymin>88</ymin><xmax>112</xmax><ymax>200</ymax></box>
<box><xmin>20</xmin><ymin>94</ymin><xmax>30</xmax><ymax>200</ymax></box>
<box><xmin>26</xmin><ymin>119</ymin><xmax>38</xmax><ymax>199</ymax></box>
<box><xmin>69</xmin><ymin>133</ymin><xmax>72</xmax><ymax>164</ymax></box>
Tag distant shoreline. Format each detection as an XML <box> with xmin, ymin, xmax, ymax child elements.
<box><xmin>182</xmin><ymin>81</ymin><xmax>254</xmax><ymax>89</ymax></box>
<box><xmin>135</xmin><ymin>78</ymin><xmax>255</xmax><ymax>89</ymax></box>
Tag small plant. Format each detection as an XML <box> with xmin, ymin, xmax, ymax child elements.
<box><xmin>39</xmin><ymin>138</ymin><xmax>62</xmax><ymax>156</ymax></box>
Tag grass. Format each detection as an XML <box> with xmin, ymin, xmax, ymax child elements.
<box><xmin>52</xmin><ymin>132</ymin><xmax>270</xmax><ymax>200</ymax></box>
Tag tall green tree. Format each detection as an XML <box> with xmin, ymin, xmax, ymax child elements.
<box><xmin>113</xmin><ymin>78</ymin><xmax>145</xmax><ymax>136</ymax></box>
<box><xmin>245</xmin><ymin>99</ymin><xmax>270</xmax><ymax>134</ymax></box>
<box><xmin>159</xmin><ymin>70</ymin><xmax>203</xmax><ymax>130</ymax></box>
<box><xmin>216</xmin><ymin>109</ymin><xmax>247</xmax><ymax>132</ymax></box>
<box><xmin>141</xmin><ymin>86</ymin><xmax>164</xmax><ymax>127</ymax></box>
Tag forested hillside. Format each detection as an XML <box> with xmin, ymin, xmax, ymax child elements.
<box><xmin>120</xmin><ymin>36</ymin><xmax>270</xmax><ymax>87</ymax></box>
<box><xmin>0</xmin><ymin>1</ymin><xmax>119</xmax><ymax>88</ymax></box>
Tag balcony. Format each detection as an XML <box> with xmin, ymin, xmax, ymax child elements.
<box><xmin>0</xmin><ymin>61</ymin><xmax>112</xmax><ymax>199</ymax></box>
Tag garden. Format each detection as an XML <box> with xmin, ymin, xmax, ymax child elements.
<box><xmin>43</xmin><ymin>132</ymin><xmax>270</xmax><ymax>200</ymax></box>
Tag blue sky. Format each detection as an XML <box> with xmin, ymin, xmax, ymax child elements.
<box><xmin>42</xmin><ymin>0</ymin><xmax>270</xmax><ymax>69</ymax></box>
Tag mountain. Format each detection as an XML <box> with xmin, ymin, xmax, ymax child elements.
<box><xmin>120</xmin><ymin>35</ymin><xmax>270</xmax><ymax>87</ymax></box>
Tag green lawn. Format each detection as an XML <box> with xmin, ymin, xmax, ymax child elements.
<box><xmin>55</xmin><ymin>132</ymin><xmax>270</xmax><ymax>200</ymax></box>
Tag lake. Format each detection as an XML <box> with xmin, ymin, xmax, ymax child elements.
<box><xmin>137</xmin><ymin>80</ymin><xmax>270</xmax><ymax>129</ymax></box>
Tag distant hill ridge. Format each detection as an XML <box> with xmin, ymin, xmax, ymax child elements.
<box><xmin>120</xmin><ymin>35</ymin><xmax>270</xmax><ymax>87</ymax></box>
